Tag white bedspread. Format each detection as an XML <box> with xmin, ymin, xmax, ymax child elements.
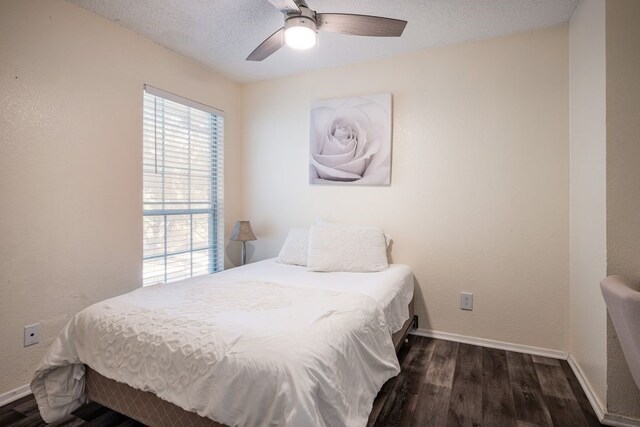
<box><xmin>219</xmin><ymin>259</ymin><xmax>415</xmax><ymax>335</ymax></box>
<box><xmin>31</xmin><ymin>263</ymin><xmax>412</xmax><ymax>426</ymax></box>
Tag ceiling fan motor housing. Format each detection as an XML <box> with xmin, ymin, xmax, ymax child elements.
<box><xmin>285</xmin><ymin>6</ymin><xmax>317</xmax><ymax>33</ymax></box>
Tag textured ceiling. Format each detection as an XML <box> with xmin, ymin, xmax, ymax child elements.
<box><xmin>68</xmin><ymin>0</ymin><xmax>579</xmax><ymax>83</ymax></box>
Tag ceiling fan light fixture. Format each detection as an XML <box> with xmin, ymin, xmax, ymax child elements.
<box><xmin>246</xmin><ymin>0</ymin><xmax>408</xmax><ymax>61</ymax></box>
<box><xmin>284</xmin><ymin>16</ymin><xmax>317</xmax><ymax>50</ymax></box>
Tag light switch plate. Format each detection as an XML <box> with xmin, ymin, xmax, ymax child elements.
<box><xmin>460</xmin><ymin>292</ymin><xmax>473</xmax><ymax>311</ymax></box>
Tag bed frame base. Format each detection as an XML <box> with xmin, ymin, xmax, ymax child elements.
<box><xmin>86</xmin><ymin>367</ymin><xmax>223</xmax><ymax>427</ymax></box>
<box><xmin>86</xmin><ymin>299</ymin><xmax>416</xmax><ymax>427</ymax></box>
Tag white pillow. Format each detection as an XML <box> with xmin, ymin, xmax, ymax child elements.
<box><xmin>316</xmin><ymin>220</ymin><xmax>392</xmax><ymax>248</ymax></box>
<box><xmin>278</xmin><ymin>228</ymin><xmax>309</xmax><ymax>266</ymax></box>
<box><xmin>307</xmin><ymin>224</ymin><xmax>388</xmax><ymax>272</ymax></box>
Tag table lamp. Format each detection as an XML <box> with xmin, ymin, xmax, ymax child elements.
<box><xmin>230</xmin><ymin>220</ymin><xmax>257</xmax><ymax>265</ymax></box>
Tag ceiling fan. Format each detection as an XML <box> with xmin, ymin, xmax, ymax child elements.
<box><xmin>246</xmin><ymin>0</ymin><xmax>408</xmax><ymax>61</ymax></box>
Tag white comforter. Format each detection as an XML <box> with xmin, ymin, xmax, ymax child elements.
<box><xmin>31</xmin><ymin>272</ymin><xmax>402</xmax><ymax>426</ymax></box>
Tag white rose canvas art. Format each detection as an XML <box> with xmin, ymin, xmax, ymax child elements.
<box><xmin>309</xmin><ymin>93</ymin><xmax>392</xmax><ymax>185</ymax></box>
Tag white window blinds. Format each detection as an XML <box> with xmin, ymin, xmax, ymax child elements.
<box><xmin>142</xmin><ymin>85</ymin><xmax>224</xmax><ymax>286</ymax></box>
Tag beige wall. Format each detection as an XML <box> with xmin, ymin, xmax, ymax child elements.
<box><xmin>241</xmin><ymin>27</ymin><xmax>570</xmax><ymax>351</ymax></box>
<box><xmin>605</xmin><ymin>0</ymin><xmax>640</xmax><ymax>418</ymax></box>
<box><xmin>568</xmin><ymin>0</ymin><xmax>608</xmax><ymax>408</ymax></box>
<box><xmin>569</xmin><ymin>0</ymin><xmax>640</xmax><ymax>420</ymax></box>
<box><xmin>1</xmin><ymin>0</ymin><xmax>637</xmax><ymax>420</ymax></box>
<box><xmin>0</xmin><ymin>0</ymin><xmax>241</xmax><ymax>394</ymax></box>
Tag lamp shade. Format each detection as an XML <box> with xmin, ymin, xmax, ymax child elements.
<box><xmin>230</xmin><ymin>220</ymin><xmax>257</xmax><ymax>241</ymax></box>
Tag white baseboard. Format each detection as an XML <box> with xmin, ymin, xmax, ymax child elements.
<box><xmin>567</xmin><ymin>355</ymin><xmax>640</xmax><ymax>427</ymax></box>
<box><xmin>602</xmin><ymin>413</ymin><xmax>640</xmax><ymax>427</ymax></box>
<box><xmin>410</xmin><ymin>327</ymin><xmax>569</xmax><ymax>359</ymax></box>
<box><xmin>567</xmin><ymin>355</ymin><xmax>606</xmax><ymax>420</ymax></box>
<box><xmin>0</xmin><ymin>384</ymin><xmax>31</xmax><ymax>407</ymax></box>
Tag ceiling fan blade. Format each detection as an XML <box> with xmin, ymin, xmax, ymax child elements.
<box><xmin>246</xmin><ymin>27</ymin><xmax>285</xmax><ymax>61</ymax></box>
<box><xmin>316</xmin><ymin>13</ymin><xmax>407</xmax><ymax>37</ymax></box>
<box><xmin>265</xmin><ymin>0</ymin><xmax>300</xmax><ymax>13</ymax></box>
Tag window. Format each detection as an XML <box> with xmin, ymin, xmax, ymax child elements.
<box><xmin>142</xmin><ymin>85</ymin><xmax>223</xmax><ymax>285</ymax></box>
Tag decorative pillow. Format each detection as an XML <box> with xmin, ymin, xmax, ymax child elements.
<box><xmin>307</xmin><ymin>224</ymin><xmax>388</xmax><ymax>272</ymax></box>
<box><xmin>316</xmin><ymin>220</ymin><xmax>392</xmax><ymax>248</ymax></box>
<box><xmin>278</xmin><ymin>228</ymin><xmax>309</xmax><ymax>266</ymax></box>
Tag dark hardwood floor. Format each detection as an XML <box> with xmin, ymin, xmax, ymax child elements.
<box><xmin>0</xmin><ymin>336</ymin><xmax>602</xmax><ymax>426</ymax></box>
<box><xmin>369</xmin><ymin>336</ymin><xmax>602</xmax><ymax>427</ymax></box>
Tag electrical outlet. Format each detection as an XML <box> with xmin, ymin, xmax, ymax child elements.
<box><xmin>460</xmin><ymin>292</ymin><xmax>473</xmax><ymax>311</ymax></box>
<box><xmin>24</xmin><ymin>323</ymin><xmax>40</xmax><ymax>347</ymax></box>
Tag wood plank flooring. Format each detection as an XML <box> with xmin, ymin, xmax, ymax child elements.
<box><xmin>369</xmin><ymin>336</ymin><xmax>602</xmax><ymax>427</ymax></box>
<box><xmin>0</xmin><ymin>336</ymin><xmax>602</xmax><ymax>426</ymax></box>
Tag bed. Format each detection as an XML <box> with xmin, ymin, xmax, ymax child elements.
<box><xmin>32</xmin><ymin>259</ymin><xmax>415</xmax><ymax>427</ymax></box>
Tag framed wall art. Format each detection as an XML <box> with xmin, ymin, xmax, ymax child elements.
<box><xmin>309</xmin><ymin>93</ymin><xmax>392</xmax><ymax>185</ymax></box>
